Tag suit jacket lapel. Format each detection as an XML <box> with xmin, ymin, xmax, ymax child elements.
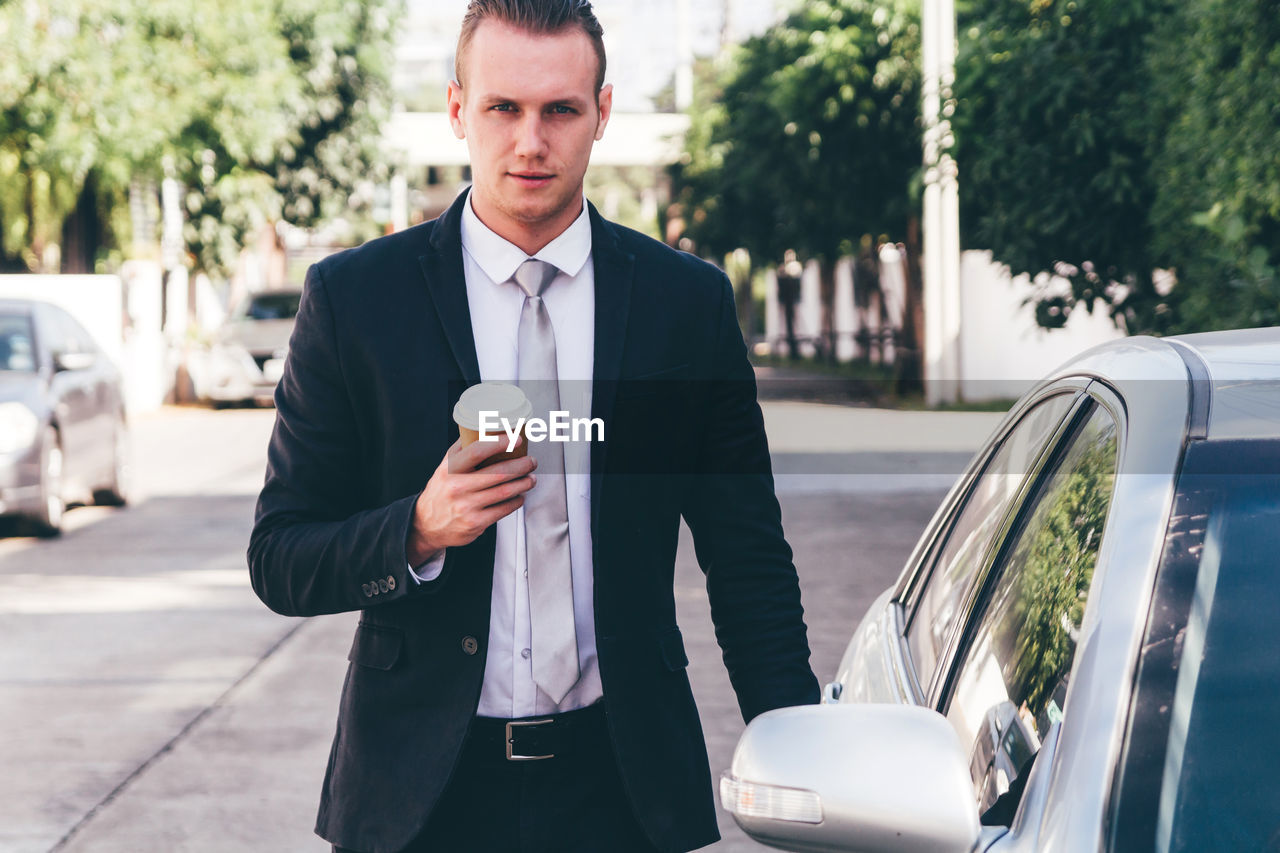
<box><xmin>418</xmin><ymin>191</ymin><xmax>482</xmax><ymax>385</ymax></box>
<box><xmin>588</xmin><ymin>203</ymin><xmax>635</xmax><ymax>534</ymax></box>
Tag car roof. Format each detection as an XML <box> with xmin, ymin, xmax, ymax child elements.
<box><xmin>1048</xmin><ymin>326</ymin><xmax>1280</xmax><ymax>442</ymax></box>
<box><xmin>1172</xmin><ymin>327</ymin><xmax>1280</xmax><ymax>441</ymax></box>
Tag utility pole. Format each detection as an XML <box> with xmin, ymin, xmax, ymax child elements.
<box><xmin>676</xmin><ymin>0</ymin><xmax>694</xmax><ymax>111</ymax></box>
<box><xmin>922</xmin><ymin>0</ymin><xmax>962</xmax><ymax>405</ymax></box>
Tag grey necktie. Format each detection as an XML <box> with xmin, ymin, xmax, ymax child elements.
<box><xmin>512</xmin><ymin>259</ymin><xmax>580</xmax><ymax>704</ymax></box>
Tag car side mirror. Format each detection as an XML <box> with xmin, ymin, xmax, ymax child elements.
<box><xmin>53</xmin><ymin>351</ymin><xmax>95</xmax><ymax>372</ymax></box>
<box><xmin>722</xmin><ymin>704</ymin><xmax>981</xmax><ymax>853</ymax></box>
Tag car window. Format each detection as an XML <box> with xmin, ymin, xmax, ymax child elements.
<box><xmin>905</xmin><ymin>392</ymin><xmax>1078</xmax><ymax>689</ymax></box>
<box><xmin>245</xmin><ymin>292</ymin><xmax>301</xmax><ymax>321</ymax></box>
<box><xmin>1111</xmin><ymin>439</ymin><xmax>1280</xmax><ymax>853</ymax></box>
<box><xmin>63</xmin><ymin>311</ymin><xmax>98</xmax><ymax>354</ymax></box>
<box><xmin>943</xmin><ymin>403</ymin><xmax>1118</xmax><ymax>814</ymax></box>
<box><xmin>40</xmin><ymin>306</ymin><xmax>81</xmax><ymax>356</ymax></box>
<box><xmin>0</xmin><ymin>314</ymin><xmax>37</xmax><ymax>372</ymax></box>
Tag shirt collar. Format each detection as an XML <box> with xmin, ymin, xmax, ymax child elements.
<box><xmin>460</xmin><ymin>188</ymin><xmax>593</xmax><ymax>284</ymax></box>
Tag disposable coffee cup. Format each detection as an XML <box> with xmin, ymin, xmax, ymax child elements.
<box><xmin>453</xmin><ymin>382</ymin><xmax>533</xmax><ymax>464</ymax></box>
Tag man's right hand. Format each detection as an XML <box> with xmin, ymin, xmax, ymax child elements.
<box><xmin>406</xmin><ymin>436</ymin><xmax>537</xmax><ymax>565</ymax></box>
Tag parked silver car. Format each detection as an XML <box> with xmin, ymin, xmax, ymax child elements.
<box><xmin>0</xmin><ymin>298</ymin><xmax>128</xmax><ymax>536</ymax></box>
<box><xmin>203</xmin><ymin>288</ymin><xmax>301</xmax><ymax>407</ymax></box>
<box><xmin>723</xmin><ymin>328</ymin><xmax>1280</xmax><ymax>852</ymax></box>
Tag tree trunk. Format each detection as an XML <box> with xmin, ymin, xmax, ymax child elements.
<box><xmin>0</xmin><ymin>200</ymin><xmax>20</xmax><ymax>271</ymax></box>
<box><xmin>60</xmin><ymin>171</ymin><xmax>101</xmax><ymax>274</ymax></box>
<box><xmin>818</xmin><ymin>257</ymin><xmax>837</xmax><ymax>365</ymax></box>
<box><xmin>734</xmin><ymin>258</ymin><xmax>754</xmax><ymax>346</ymax></box>
<box><xmin>25</xmin><ymin>167</ymin><xmax>43</xmax><ymax>271</ymax></box>
<box><xmin>897</xmin><ymin>217</ymin><xmax>926</xmax><ymax>391</ymax></box>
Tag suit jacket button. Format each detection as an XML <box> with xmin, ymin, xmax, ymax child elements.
<box><xmin>386</xmin><ymin>575</ymin><xmax>397</xmax><ymax>591</ymax></box>
<box><xmin>362</xmin><ymin>583</ymin><xmax>372</xmax><ymax>597</ymax></box>
<box><xmin>378</xmin><ymin>579</ymin><xmax>390</xmax><ymax>593</ymax></box>
<box><xmin>461</xmin><ymin>636</ymin><xmax>479</xmax><ymax>655</ymax></box>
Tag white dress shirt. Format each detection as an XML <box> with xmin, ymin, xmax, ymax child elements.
<box><xmin>410</xmin><ymin>190</ymin><xmax>602</xmax><ymax>718</ymax></box>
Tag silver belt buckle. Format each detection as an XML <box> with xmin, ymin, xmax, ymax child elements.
<box><xmin>506</xmin><ymin>718</ymin><xmax>555</xmax><ymax>761</ymax></box>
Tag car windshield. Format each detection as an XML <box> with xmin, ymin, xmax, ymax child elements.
<box><xmin>244</xmin><ymin>292</ymin><xmax>301</xmax><ymax>321</ymax></box>
<box><xmin>0</xmin><ymin>313</ymin><xmax>37</xmax><ymax>372</ymax></box>
<box><xmin>1154</xmin><ymin>441</ymin><xmax>1280</xmax><ymax>852</ymax></box>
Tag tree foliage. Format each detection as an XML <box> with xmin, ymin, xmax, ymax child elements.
<box><xmin>672</xmin><ymin>0</ymin><xmax>922</xmax><ymax>266</ymax></box>
<box><xmin>1144</xmin><ymin>0</ymin><xmax>1280</xmax><ymax>330</ymax></box>
<box><xmin>0</xmin><ymin>0</ymin><xmax>398</xmax><ymax>277</ymax></box>
<box><xmin>955</xmin><ymin>0</ymin><xmax>1280</xmax><ymax>333</ymax></box>
<box><xmin>953</xmin><ymin>0</ymin><xmax>1164</xmax><ymax>330</ymax></box>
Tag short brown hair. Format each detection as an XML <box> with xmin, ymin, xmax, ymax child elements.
<box><xmin>455</xmin><ymin>0</ymin><xmax>607</xmax><ymax>93</ymax></box>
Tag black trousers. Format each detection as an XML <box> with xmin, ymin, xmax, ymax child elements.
<box><xmin>336</xmin><ymin>705</ymin><xmax>660</xmax><ymax>853</ymax></box>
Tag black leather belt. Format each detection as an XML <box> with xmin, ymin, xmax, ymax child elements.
<box><xmin>471</xmin><ymin>703</ymin><xmax>607</xmax><ymax>761</ymax></box>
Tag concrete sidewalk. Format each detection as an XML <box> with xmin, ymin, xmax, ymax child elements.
<box><xmin>3</xmin><ymin>403</ymin><xmax>1004</xmax><ymax>853</ymax></box>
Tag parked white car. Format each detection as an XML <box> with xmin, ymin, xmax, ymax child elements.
<box><xmin>723</xmin><ymin>327</ymin><xmax>1280</xmax><ymax>853</ymax></box>
<box><xmin>202</xmin><ymin>288</ymin><xmax>301</xmax><ymax>407</ymax></box>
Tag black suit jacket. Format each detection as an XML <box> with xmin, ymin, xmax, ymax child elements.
<box><xmin>248</xmin><ymin>192</ymin><xmax>819</xmax><ymax>853</ymax></box>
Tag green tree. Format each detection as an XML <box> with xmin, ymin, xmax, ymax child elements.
<box><xmin>1144</xmin><ymin>0</ymin><xmax>1280</xmax><ymax>331</ymax></box>
<box><xmin>670</xmin><ymin>0</ymin><xmax>922</xmax><ymax>357</ymax></box>
<box><xmin>0</xmin><ymin>0</ymin><xmax>398</xmax><ymax>278</ymax></box>
<box><xmin>955</xmin><ymin>0</ymin><xmax>1280</xmax><ymax>333</ymax></box>
<box><xmin>181</xmin><ymin>0</ymin><xmax>398</xmax><ymax>278</ymax></box>
<box><xmin>952</xmin><ymin>0</ymin><xmax>1169</xmax><ymax>331</ymax></box>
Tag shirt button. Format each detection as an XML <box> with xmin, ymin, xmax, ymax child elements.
<box><xmin>521</xmin><ymin>648</ymin><xmax>531</xmax><ymax>659</ymax></box>
<box><xmin>461</xmin><ymin>636</ymin><xmax>479</xmax><ymax>655</ymax></box>
<box><xmin>523</xmin><ymin>570</ymin><xmax>529</xmax><ymax>578</ymax></box>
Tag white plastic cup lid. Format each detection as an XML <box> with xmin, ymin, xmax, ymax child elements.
<box><xmin>452</xmin><ymin>382</ymin><xmax>533</xmax><ymax>432</ymax></box>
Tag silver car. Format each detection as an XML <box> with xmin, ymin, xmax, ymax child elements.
<box><xmin>0</xmin><ymin>298</ymin><xmax>128</xmax><ymax>536</ymax></box>
<box><xmin>203</xmin><ymin>288</ymin><xmax>301</xmax><ymax>407</ymax></box>
<box><xmin>723</xmin><ymin>328</ymin><xmax>1280</xmax><ymax>852</ymax></box>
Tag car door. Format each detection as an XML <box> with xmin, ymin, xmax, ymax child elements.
<box><xmin>936</xmin><ymin>397</ymin><xmax>1120</xmax><ymax>822</ymax></box>
<box><xmin>63</xmin><ymin>311</ymin><xmax>116</xmax><ymax>478</ymax></box>
<box><xmin>832</xmin><ymin>385</ymin><xmax>1084</xmax><ymax>707</ymax></box>
<box><xmin>39</xmin><ymin>305</ymin><xmax>96</xmax><ymax>489</ymax></box>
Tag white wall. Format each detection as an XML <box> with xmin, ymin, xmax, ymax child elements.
<box><xmin>0</xmin><ymin>270</ymin><xmax>183</xmax><ymax>415</ymax></box>
<box><xmin>0</xmin><ymin>275</ymin><xmax>124</xmax><ymax>364</ymax></box>
<box><xmin>958</xmin><ymin>250</ymin><xmax>1124</xmax><ymax>401</ymax></box>
<box><xmin>119</xmin><ymin>261</ymin><xmax>172</xmax><ymax>415</ymax></box>
<box><xmin>760</xmin><ymin>249</ymin><xmax>1127</xmax><ymax>402</ymax></box>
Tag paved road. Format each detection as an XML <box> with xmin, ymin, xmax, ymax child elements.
<box><xmin>0</xmin><ymin>403</ymin><xmax>1003</xmax><ymax>853</ymax></box>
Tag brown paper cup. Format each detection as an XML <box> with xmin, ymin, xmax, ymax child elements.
<box><xmin>453</xmin><ymin>382</ymin><xmax>532</xmax><ymax>466</ymax></box>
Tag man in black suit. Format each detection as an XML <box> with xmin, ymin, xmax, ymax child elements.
<box><xmin>248</xmin><ymin>2</ymin><xmax>819</xmax><ymax>851</ymax></box>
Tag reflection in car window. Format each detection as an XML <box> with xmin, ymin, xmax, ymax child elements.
<box><xmin>945</xmin><ymin>404</ymin><xmax>1118</xmax><ymax>814</ymax></box>
<box><xmin>245</xmin><ymin>293</ymin><xmax>301</xmax><ymax>321</ymax></box>
<box><xmin>906</xmin><ymin>393</ymin><xmax>1077</xmax><ymax>689</ymax></box>
<box><xmin>1111</xmin><ymin>440</ymin><xmax>1280</xmax><ymax>853</ymax></box>
<box><xmin>0</xmin><ymin>314</ymin><xmax>37</xmax><ymax>372</ymax></box>
<box><xmin>1157</xmin><ymin>456</ymin><xmax>1280</xmax><ymax>851</ymax></box>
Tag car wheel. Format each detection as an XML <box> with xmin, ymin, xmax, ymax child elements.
<box><xmin>93</xmin><ymin>419</ymin><xmax>129</xmax><ymax>507</ymax></box>
<box><xmin>32</xmin><ymin>426</ymin><xmax>65</xmax><ymax>537</ymax></box>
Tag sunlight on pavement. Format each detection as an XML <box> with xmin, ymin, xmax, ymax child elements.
<box><xmin>762</xmin><ymin>402</ymin><xmax>1005</xmax><ymax>453</ymax></box>
<box><xmin>0</xmin><ymin>569</ymin><xmax>256</xmax><ymax>614</ymax></box>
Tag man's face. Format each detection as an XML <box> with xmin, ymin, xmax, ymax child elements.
<box><xmin>448</xmin><ymin>20</ymin><xmax>612</xmax><ymax>252</ymax></box>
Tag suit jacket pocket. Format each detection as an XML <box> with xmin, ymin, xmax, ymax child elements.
<box><xmin>347</xmin><ymin>622</ymin><xmax>404</xmax><ymax>671</ymax></box>
<box><xmin>615</xmin><ymin>363</ymin><xmax>690</xmax><ymax>400</ymax></box>
<box><xmin>657</xmin><ymin>627</ymin><xmax>689</xmax><ymax>671</ymax></box>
